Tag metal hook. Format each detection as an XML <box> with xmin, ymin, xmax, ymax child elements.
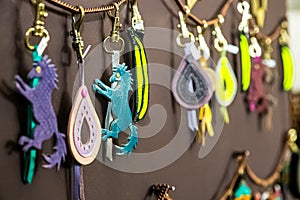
<box><xmin>212</xmin><ymin>23</ymin><xmax>227</xmax><ymax>52</ymax></box>
<box><xmin>196</xmin><ymin>25</ymin><xmax>210</xmax><ymax>58</ymax></box>
<box><xmin>107</xmin><ymin>3</ymin><xmax>122</xmax><ymax>42</ymax></box>
<box><xmin>73</xmin><ymin>6</ymin><xmax>85</xmax><ymax>33</ymax></box>
<box><xmin>103</xmin><ymin>3</ymin><xmax>124</xmax><ymax>53</ymax></box>
<box><xmin>25</xmin><ymin>0</ymin><xmax>49</xmax><ymax>50</ymax></box>
<box><xmin>279</xmin><ymin>21</ymin><xmax>289</xmax><ymax>46</ymax></box>
<box><xmin>176</xmin><ymin>10</ymin><xmax>195</xmax><ymax>47</ymax></box>
<box><xmin>71</xmin><ymin>6</ymin><xmax>85</xmax><ymax>62</ymax></box>
<box><xmin>177</xmin><ymin>10</ymin><xmax>190</xmax><ymax>39</ymax></box>
<box><xmin>152</xmin><ymin>184</ymin><xmax>175</xmax><ymax>200</ymax></box>
<box><xmin>237</xmin><ymin>1</ymin><xmax>252</xmax><ymax>33</ymax></box>
<box><xmin>130</xmin><ymin>0</ymin><xmax>144</xmax><ymax>30</ymax></box>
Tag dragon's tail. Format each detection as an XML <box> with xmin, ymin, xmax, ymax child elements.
<box><xmin>42</xmin><ymin>131</ymin><xmax>67</xmax><ymax>170</ymax></box>
<box><xmin>116</xmin><ymin>124</ymin><xmax>138</xmax><ymax>155</ymax></box>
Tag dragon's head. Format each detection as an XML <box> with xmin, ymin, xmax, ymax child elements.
<box><xmin>28</xmin><ymin>56</ymin><xmax>58</xmax><ymax>89</ymax></box>
<box><xmin>109</xmin><ymin>63</ymin><xmax>128</xmax><ymax>83</ymax></box>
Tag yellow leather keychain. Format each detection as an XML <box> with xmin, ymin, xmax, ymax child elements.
<box><xmin>279</xmin><ymin>20</ymin><xmax>295</xmax><ymax>91</ymax></box>
<box><xmin>213</xmin><ymin>18</ymin><xmax>238</xmax><ymax>124</ymax></box>
<box><xmin>196</xmin><ymin>26</ymin><xmax>216</xmax><ymax>144</ymax></box>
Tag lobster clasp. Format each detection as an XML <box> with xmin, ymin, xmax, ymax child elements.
<box><xmin>152</xmin><ymin>184</ymin><xmax>175</xmax><ymax>200</ymax></box>
<box><xmin>176</xmin><ymin>8</ymin><xmax>195</xmax><ymax>47</ymax></box>
<box><xmin>130</xmin><ymin>0</ymin><xmax>144</xmax><ymax>30</ymax></box>
<box><xmin>237</xmin><ymin>1</ymin><xmax>252</xmax><ymax>33</ymax></box>
<box><xmin>279</xmin><ymin>20</ymin><xmax>289</xmax><ymax>46</ymax></box>
<box><xmin>71</xmin><ymin>6</ymin><xmax>85</xmax><ymax>62</ymax></box>
<box><xmin>25</xmin><ymin>0</ymin><xmax>49</xmax><ymax>50</ymax></box>
<box><xmin>103</xmin><ymin>3</ymin><xmax>125</xmax><ymax>53</ymax></box>
<box><xmin>178</xmin><ymin>9</ymin><xmax>190</xmax><ymax>39</ymax></box>
<box><xmin>288</xmin><ymin>129</ymin><xmax>299</xmax><ymax>153</ymax></box>
<box><xmin>196</xmin><ymin>23</ymin><xmax>210</xmax><ymax>58</ymax></box>
<box><xmin>32</xmin><ymin>0</ymin><xmax>48</xmax><ymax>37</ymax></box>
<box><xmin>212</xmin><ymin>19</ymin><xmax>227</xmax><ymax>52</ymax></box>
<box><xmin>108</xmin><ymin>3</ymin><xmax>122</xmax><ymax>43</ymax></box>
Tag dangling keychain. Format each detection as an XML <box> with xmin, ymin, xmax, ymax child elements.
<box><xmin>124</xmin><ymin>0</ymin><xmax>149</xmax><ymax>122</ymax></box>
<box><xmin>213</xmin><ymin>15</ymin><xmax>238</xmax><ymax>124</ymax></box>
<box><xmin>237</xmin><ymin>1</ymin><xmax>252</xmax><ymax>92</ymax></box>
<box><xmin>67</xmin><ymin>6</ymin><xmax>102</xmax><ymax>200</ymax></box>
<box><xmin>196</xmin><ymin>25</ymin><xmax>216</xmax><ymax>145</ymax></box>
<box><xmin>233</xmin><ymin>178</ymin><xmax>252</xmax><ymax>200</ymax></box>
<box><xmin>94</xmin><ymin>3</ymin><xmax>138</xmax><ymax>157</ymax></box>
<box><xmin>261</xmin><ymin>37</ymin><xmax>277</xmax><ymax>130</ymax></box>
<box><xmin>247</xmin><ymin>35</ymin><xmax>269</xmax><ymax>113</ymax></box>
<box><xmin>67</xmin><ymin>6</ymin><xmax>101</xmax><ymax>166</ymax></box>
<box><xmin>151</xmin><ymin>184</ymin><xmax>175</xmax><ymax>200</ymax></box>
<box><xmin>15</xmin><ymin>0</ymin><xmax>67</xmax><ymax>181</ymax></box>
<box><xmin>279</xmin><ymin>20</ymin><xmax>294</xmax><ymax>91</ymax></box>
<box><xmin>172</xmin><ymin>10</ymin><xmax>213</xmax><ymax>132</ymax></box>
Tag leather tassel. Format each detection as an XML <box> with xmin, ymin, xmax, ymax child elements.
<box><xmin>281</xmin><ymin>45</ymin><xmax>294</xmax><ymax>91</ymax></box>
<box><xmin>239</xmin><ymin>33</ymin><xmax>251</xmax><ymax>91</ymax></box>
<box><xmin>22</xmin><ymin>46</ymin><xmax>41</xmax><ymax>184</ymax></box>
<box><xmin>125</xmin><ymin>28</ymin><xmax>149</xmax><ymax>122</ymax></box>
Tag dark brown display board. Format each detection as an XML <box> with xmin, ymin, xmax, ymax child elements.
<box><xmin>0</xmin><ymin>0</ymin><xmax>289</xmax><ymax>199</ymax></box>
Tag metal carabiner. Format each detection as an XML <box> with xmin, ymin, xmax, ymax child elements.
<box><xmin>71</xmin><ymin>6</ymin><xmax>85</xmax><ymax>62</ymax></box>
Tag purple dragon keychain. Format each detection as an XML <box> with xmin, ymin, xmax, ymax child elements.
<box><xmin>15</xmin><ymin>55</ymin><xmax>67</xmax><ymax>169</ymax></box>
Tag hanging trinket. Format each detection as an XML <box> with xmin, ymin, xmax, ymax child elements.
<box><xmin>151</xmin><ymin>184</ymin><xmax>175</xmax><ymax>200</ymax></box>
<box><xmin>124</xmin><ymin>0</ymin><xmax>149</xmax><ymax>122</ymax></box>
<box><xmin>279</xmin><ymin>20</ymin><xmax>294</xmax><ymax>91</ymax></box>
<box><xmin>172</xmin><ymin>10</ymin><xmax>213</xmax><ymax>132</ymax></box>
<box><xmin>15</xmin><ymin>0</ymin><xmax>67</xmax><ymax>182</ymax></box>
<box><xmin>261</xmin><ymin>37</ymin><xmax>277</xmax><ymax>130</ymax></box>
<box><xmin>67</xmin><ymin>6</ymin><xmax>102</xmax><ymax>200</ymax></box>
<box><xmin>251</xmin><ymin>0</ymin><xmax>268</xmax><ymax>28</ymax></box>
<box><xmin>237</xmin><ymin>1</ymin><xmax>252</xmax><ymax>92</ymax></box>
<box><xmin>196</xmin><ymin>25</ymin><xmax>216</xmax><ymax>145</ymax></box>
<box><xmin>213</xmin><ymin>16</ymin><xmax>238</xmax><ymax>124</ymax></box>
<box><xmin>94</xmin><ymin>3</ymin><xmax>138</xmax><ymax>157</ymax></box>
<box><xmin>247</xmin><ymin>35</ymin><xmax>266</xmax><ymax>113</ymax></box>
<box><xmin>17</xmin><ymin>0</ymin><xmax>48</xmax><ymax>184</ymax></box>
<box><xmin>234</xmin><ymin>179</ymin><xmax>252</xmax><ymax>200</ymax></box>
<box><xmin>67</xmin><ymin>6</ymin><xmax>102</xmax><ymax>166</ymax></box>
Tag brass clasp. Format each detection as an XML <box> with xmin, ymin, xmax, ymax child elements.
<box><xmin>288</xmin><ymin>129</ymin><xmax>299</xmax><ymax>153</ymax></box>
<box><xmin>176</xmin><ymin>8</ymin><xmax>195</xmax><ymax>47</ymax></box>
<box><xmin>212</xmin><ymin>21</ymin><xmax>227</xmax><ymax>52</ymax></box>
<box><xmin>70</xmin><ymin>6</ymin><xmax>85</xmax><ymax>62</ymax></box>
<box><xmin>108</xmin><ymin>3</ymin><xmax>122</xmax><ymax>42</ymax></box>
<box><xmin>103</xmin><ymin>3</ymin><xmax>125</xmax><ymax>53</ymax></box>
<box><xmin>279</xmin><ymin>21</ymin><xmax>289</xmax><ymax>46</ymax></box>
<box><xmin>25</xmin><ymin>0</ymin><xmax>49</xmax><ymax>50</ymax></box>
<box><xmin>237</xmin><ymin>1</ymin><xmax>252</xmax><ymax>33</ymax></box>
<box><xmin>130</xmin><ymin>0</ymin><xmax>144</xmax><ymax>30</ymax></box>
<box><xmin>196</xmin><ymin>24</ymin><xmax>210</xmax><ymax>58</ymax></box>
<box><xmin>152</xmin><ymin>184</ymin><xmax>175</xmax><ymax>200</ymax></box>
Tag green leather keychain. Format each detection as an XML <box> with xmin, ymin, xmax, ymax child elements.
<box><xmin>124</xmin><ymin>0</ymin><xmax>149</xmax><ymax>122</ymax></box>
